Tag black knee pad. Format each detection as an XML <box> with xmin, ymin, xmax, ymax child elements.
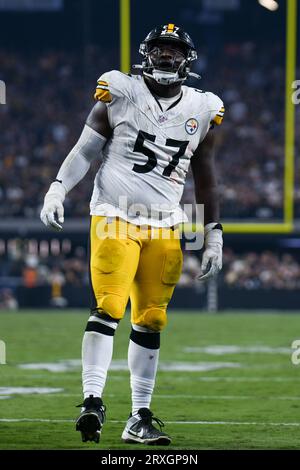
<box><xmin>130</xmin><ymin>328</ymin><xmax>160</xmax><ymax>349</ymax></box>
<box><xmin>85</xmin><ymin>309</ymin><xmax>120</xmax><ymax>336</ymax></box>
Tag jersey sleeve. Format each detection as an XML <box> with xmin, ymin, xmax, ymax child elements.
<box><xmin>94</xmin><ymin>70</ymin><xmax>130</xmax><ymax>103</ymax></box>
<box><xmin>94</xmin><ymin>73</ymin><xmax>113</xmax><ymax>103</ymax></box>
<box><xmin>206</xmin><ymin>92</ymin><xmax>225</xmax><ymax>127</ymax></box>
<box><xmin>93</xmin><ymin>70</ymin><xmax>131</xmax><ymax>128</ymax></box>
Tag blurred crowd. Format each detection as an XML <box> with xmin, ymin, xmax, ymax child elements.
<box><xmin>1</xmin><ymin>243</ymin><xmax>300</xmax><ymax>310</ymax></box>
<box><xmin>0</xmin><ymin>47</ymin><xmax>106</xmax><ymax>220</ymax></box>
<box><xmin>180</xmin><ymin>249</ymin><xmax>300</xmax><ymax>290</ymax></box>
<box><xmin>1</xmin><ymin>42</ymin><xmax>299</xmax><ymax>221</ymax></box>
<box><xmin>0</xmin><ymin>244</ymin><xmax>88</xmax><ymax>308</ymax></box>
<box><xmin>222</xmin><ymin>248</ymin><xmax>300</xmax><ymax>290</ymax></box>
<box><xmin>183</xmin><ymin>41</ymin><xmax>300</xmax><ymax>219</ymax></box>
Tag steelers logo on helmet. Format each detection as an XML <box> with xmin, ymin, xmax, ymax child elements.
<box><xmin>161</xmin><ymin>23</ymin><xmax>180</xmax><ymax>37</ymax></box>
<box><xmin>185</xmin><ymin>118</ymin><xmax>199</xmax><ymax>135</ymax></box>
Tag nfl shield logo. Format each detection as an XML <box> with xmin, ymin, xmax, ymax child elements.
<box><xmin>185</xmin><ymin>118</ymin><xmax>199</xmax><ymax>135</ymax></box>
<box><xmin>159</xmin><ymin>115</ymin><xmax>168</xmax><ymax>123</ymax></box>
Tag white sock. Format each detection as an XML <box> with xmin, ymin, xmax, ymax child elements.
<box><xmin>128</xmin><ymin>325</ymin><xmax>160</xmax><ymax>414</ymax></box>
<box><xmin>82</xmin><ymin>315</ymin><xmax>118</xmax><ymax>399</ymax></box>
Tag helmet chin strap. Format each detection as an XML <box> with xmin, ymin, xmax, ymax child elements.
<box><xmin>143</xmin><ymin>69</ymin><xmax>186</xmax><ymax>86</ymax></box>
<box><xmin>141</xmin><ymin>52</ymin><xmax>187</xmax><ymax>86</ymax></box>
<box><xmin>131</xmin><ymin>65</ymin><xmax>201</xmax><ymax>84</ymax></box>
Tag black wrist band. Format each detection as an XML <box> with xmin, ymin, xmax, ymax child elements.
<box><xmin>212</xmin><ymin>223</ymin><xmax>223</xmax><ymax>232</ymax></box>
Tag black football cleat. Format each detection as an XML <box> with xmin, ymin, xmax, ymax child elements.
<box><xmin>121</xmin><ymin>408</ymin><xmax>171</xmax><ymax>445</ymax></box>
<box><xmin>75</xmin><ymin>395</ymin><xmax>106</xmax><ymax>443</ymax></box>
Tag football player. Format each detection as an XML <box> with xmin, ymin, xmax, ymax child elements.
<box><xmin>40</xmin><ymin>24</ymin><xmax>224</xmax><ymax>445</ymax></box>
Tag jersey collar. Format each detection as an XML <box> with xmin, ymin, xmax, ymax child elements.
<box><xmin>140</xmin><ymin>77</ymin><xmax>185</xmax><ymax>125</ymax></box>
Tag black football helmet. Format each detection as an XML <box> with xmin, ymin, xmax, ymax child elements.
<box><xmin>134</xmin><ymin>24</ymin><xmax>199</xmax><ymax>86</ymax></box>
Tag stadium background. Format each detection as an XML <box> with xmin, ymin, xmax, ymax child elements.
<box><xmin>1</xmin><ymin>0</ymin><xmax>300</xmax><ymax>451</ymax></box>
<box><xmin>0</xmin><ymin>0</ymin><xmax>299</xmax><ymax>311</ymax></box>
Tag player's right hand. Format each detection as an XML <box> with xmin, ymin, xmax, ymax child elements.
<box><xmin>40</xmin><ymin>182</ymin><xmax>66</xmax><ymax>231</ymax></box>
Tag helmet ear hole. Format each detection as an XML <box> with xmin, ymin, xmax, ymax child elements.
<box><xmin>139</xmin><ymin>43</ymin><xmax>147</xmax><ymax>56</ymax></box>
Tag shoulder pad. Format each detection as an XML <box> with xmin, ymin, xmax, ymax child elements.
<box><xmin>94</xmin><ymin>70</ymin><xmax>132</xmax><ymax>103</ymax></box>
<box><xmin>205</xmin><ymin>92</ymin><xmax>225</xmax><ymax>126</ymax></box>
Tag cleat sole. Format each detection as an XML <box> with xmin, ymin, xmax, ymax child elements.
<box><xmin>148</xmin><ymin>437</ymin><xmax>171</xmax><ymax>446</ymax></box>
<box><xmin>121</xmin><ymin>431</ymin><xmax>171</xmax><ymax>446</ymax></box>
<box><xmin>76</xmin><ymin>413</ymin><xmax>102</xmax><ymax>443</ymax></box>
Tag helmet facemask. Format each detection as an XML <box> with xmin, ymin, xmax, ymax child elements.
<box><xmin>133</xmin><ymin>25</ymin><xmax>199</xmax><ymax>86</ymax></box>
<box><xmin>140</xmin><ymin>40</ymin><xmax>196</xmax><ymax>86</ymax></box>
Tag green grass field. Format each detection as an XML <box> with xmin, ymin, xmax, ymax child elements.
<box><xmin>0</xmin><ymin>310</ymin><xmax>300</xmax><ymax>450</ymax></box>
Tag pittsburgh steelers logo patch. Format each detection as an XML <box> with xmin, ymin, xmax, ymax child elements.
<box><xmin>185</xmin><ymin>118</ymin><xmax>199</xmax><ymax>135</ymax></box>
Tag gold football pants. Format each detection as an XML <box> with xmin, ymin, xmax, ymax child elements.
<box><xmin>89</xmin><ymin>216</ymin><xmax>183</xmax><ymax>331</ymax></box>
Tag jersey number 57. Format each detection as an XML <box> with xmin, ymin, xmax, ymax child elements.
<box><xmin>133</xmin><ymin>130</ymin><xmax>189</xmax><ymax>177</ymax></box>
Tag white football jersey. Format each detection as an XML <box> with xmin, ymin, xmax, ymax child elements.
<box><xmin>90</xmin><ymin>70</ymin><xmax>224</xmax><ymax>227</ymax></box>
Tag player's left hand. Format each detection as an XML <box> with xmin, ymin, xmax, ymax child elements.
<box><xmin>198</xmin><ymin>244</ymin><xmax>222</xmax><ymax>281</ymax></box>
<box><xmin>198</xmin><ymin>223</ymin><xmax>223</xmax><ymax>282</ymax></box>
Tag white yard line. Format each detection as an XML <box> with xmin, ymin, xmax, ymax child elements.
<box><xmin>153</xmin><ymin>395</ymin><xmax>300</xmax><ymax>400</ymax></box>
<box><xmin>170</xmin><ymin>376</ymin><xmax>300</xmax><ymax>382</ymax></box>
<box><xmin>0</xmin><ymin>418</ymin><xmax>300</xmax><ymax>427</ymax></box>
<box><xmin>184</xmin><ymin>345</ymin><xmax>291</xmax><ymax>355</ymax></box>
<box><xmin>11</xmin><ymin>375</ymin><xmax>300</xmax><ymax>383</ymax></box>
<box><xmin>18</xmin><ymin>360</ymin><xmax>241</xmax><ymax>373</ymax></box>
<box><xmin>28</xmin><ymin>393</ymin><xmax>300</xmax><ymax>401</ymax></box>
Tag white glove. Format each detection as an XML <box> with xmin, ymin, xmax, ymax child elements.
<box><xmin>198</xmin><ymin>223</ymin><xmax>223</xmax><ymax>282</ymax></box>
<box><xmin>40</xmin><ymin>181</ymin><xmax>66</xmax><ymax>231</ymax></box>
